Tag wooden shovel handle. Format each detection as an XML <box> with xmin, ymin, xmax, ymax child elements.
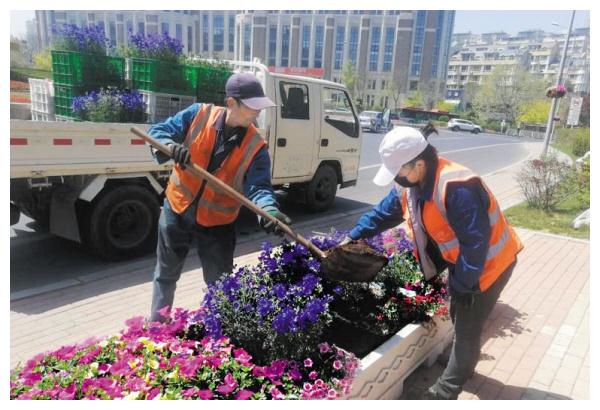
<box><xmin>130</xmin><ymin>127</ymin><xmax>327</xmax><ymax>259</ymax></box>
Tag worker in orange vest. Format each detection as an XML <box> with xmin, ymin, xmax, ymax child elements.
<box><xmin>148</xmin><ymin>73</ymin><xmax>291</xmax><ymax>322</ymax></box>
<box><xmin>341</xmin><ymin>124</ymin><xmax>523</xmax><ymax>399</ymax></box>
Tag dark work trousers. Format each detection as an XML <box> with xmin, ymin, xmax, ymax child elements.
<box><xmin>149</xmin><ymin>198</ymin><xmax>236</xmax><ymax>322</ymax></box>
<box><xmin>431</xmin><ymin>260</ymin><xmax>517</xmax><ymax>399</ymax></box>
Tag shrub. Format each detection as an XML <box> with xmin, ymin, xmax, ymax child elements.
<box><xmin>516</xmin><ymin>155</ymin><xmax>571</xmax><ymax>210</ymax></box>
<box><xmin>438</xmin><ymin>115</ymin><xmax>449</xmax><ymax>122</ymax></box>
<box><xmin>557</xmin><ymin>157</ymin><xmax>590</xmax><ymax>210</ymax></box>
<box><xmin>72</xmin><ymin>88</ymin><xmax>146</xmax><ymax>123</ymax></box>
<box><xmin>51</xmin><ymin>24</ymin><xmax>108</xmax><ymax>54</ymax></box>
<box><xmin>572</xmin><ymin>134</ymin><xmax>590</xmax><ymax>157</ymax></box>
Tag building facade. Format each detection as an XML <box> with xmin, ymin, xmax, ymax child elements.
<box><xmin>234</xmin><ymin>10</ymin><xmax>455</xmax><ymax>109</ymax></box>
<box><xmin>34</xmin><ymin>10</ymin><xmax>455</xmax><ymax>110</ymax></box>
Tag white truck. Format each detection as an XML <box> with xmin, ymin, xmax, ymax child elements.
<box><xmin>10</xmin><ymin>60</ymin><xmax>363</xmax><ymax>259</ymax></box>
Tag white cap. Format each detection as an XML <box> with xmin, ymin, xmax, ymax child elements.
<box><xmin>372</xmin><ymin>127</ymin><xmax>429</xmax><ymax>186</ymax></box>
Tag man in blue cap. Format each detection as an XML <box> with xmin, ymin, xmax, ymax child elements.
<box><xmin>147</xmin><ymin>72</ymin><xmax>291</xmax><ymax>322</ymax></box>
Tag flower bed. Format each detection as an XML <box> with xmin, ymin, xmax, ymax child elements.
<box><xmin>10</xmin><ymin>228</ymin><xmax>450</xmax><ymax>400</ymax></box>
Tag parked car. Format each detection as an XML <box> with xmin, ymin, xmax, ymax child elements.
<box><xmin>448</xmin><ymin>118</ymin><xmax>482</xmax><ymax>133</ymax></box>
<box><xmin>359</xmin><ymin>109</ymin><xmax>393</xmax><ymax>133</ymax></box>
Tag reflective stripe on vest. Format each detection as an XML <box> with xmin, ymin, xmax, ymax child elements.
<box><xmin>184</xmin><ymin>104</ymin><xmax>213</xmax><ymax>148</ymax></box>
<box><xmin>169</xmin><ymin>173</ymin><xmax>195</xmax><ymax>201</ymax></box>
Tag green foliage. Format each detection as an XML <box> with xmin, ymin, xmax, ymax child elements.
<box><xmin>405</xmin><ymin>90</ymin><xmax>424</xmax><ymax>109</ymax></box>
<box><xmin>436</xmin><ymin>101</ymin><xmax>455</xmax><ymax>112</ymax></box>
<box><xmin>10</xmin><ymin>67</ymin><xmax>53</xmax><ymax>82</ymax></box>
<box><xmin>474</xmin><ymin>66</ymin><xmax>545</xmax><ymax>124</ymax></box>
<box><xmin>438</xmin><ymin>115</ymin><xmax>449</xmax><ymax>122</ymax></box>
<box><xmin>340</xmin><ymin>61</ymin><xmax>358</xmax><ymax>98</ymax></box>
<box><xmin>553</xmin><ymin>128</ymin><xmax>590</xmax><ymax>159</ymax></box>
<box><xmin>516</xmin><ymin>155</ymin><xmax>571</xmax><ymax>210</ymax></box>
<box><xmin>33</xmin><ymin>49</ymin><xmax>53</xmax><ymax>71</ymax></box>
<box><xmin>519</xmin><ymin>99</ymin><xmax>551</xmax><ymax>124</ymax></box>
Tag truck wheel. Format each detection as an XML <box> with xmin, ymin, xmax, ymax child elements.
<box><xmin>87</xmin><ymin>185</ymin><xmax>160</xmax><ymax>260</ymax></box>
<box><xmin>306</xmin><ymin>165</ymin><xmax>338</xmax><ymax>212</ymax></box>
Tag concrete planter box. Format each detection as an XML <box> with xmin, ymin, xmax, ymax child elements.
<box><xmin>346</xmin><ymin>316</ymin><xmax>454</xmax><ymax>399</ymax></box>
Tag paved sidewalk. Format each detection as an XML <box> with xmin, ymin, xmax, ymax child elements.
<box><xmin>10</xmin><ymin>141</ymin><xmax>589</xmax><ymax>399</ymax></box>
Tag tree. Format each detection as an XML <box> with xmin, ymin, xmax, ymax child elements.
<box><xmin>419</xmin><ymin>79</ymin><xmax>440</xmax><ymax>110</ymax></box>
<box><xmin>33</xmin><ymin>48</ymin><xmax>52</xmax><ymax>71</ymax></box>
<box><xmin>405</xmin><ymin>90</ymin><xmax>424</xmax><ymax>109</ymax></box>
<box><xmin>382</xmin><ymin>78</ymin><xmax>403</xmax><ymax>112</ymax></box>
<box><xmin>461</xmin><ymin>82</ymin><xmax>479</xmax><ymax>111</ymax></box>
<box><xmin>436</xmin><ymin>100</ymin><xmax>456</xmax><ymax>112</ymax></box>
<box><xmin>341</xmin><ymin>61</ymin><xmax>358</xmax><ymax>99</ymax></box>
<box><xmin>518</xmin><ymin>99</ymin><xmax>551</xmax><ymax>124</ymax></box>
<box><xmin>473</xmin><ymin>66</ymin><xmax>544</xmax><ymax>125</ymax></box>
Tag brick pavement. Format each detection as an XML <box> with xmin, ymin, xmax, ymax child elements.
<box><xmin>10</xmin><ymin>140</ymin><xmax>589</xmax><ymax>399</ymax></box>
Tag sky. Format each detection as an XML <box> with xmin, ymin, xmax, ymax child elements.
<box><xmin>9</xmin><ymin>9</ymin><xmax>591</xmax><ymax>39</ymax></box>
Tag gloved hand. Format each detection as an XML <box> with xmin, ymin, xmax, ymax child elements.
<box><xmin>151</xmin><ymin>147</ymin><xmax>171</xmax><ymax>164</ymax></box>
<box><xmin>339</xmin><ymin>236</ymin><xmax>354</xmax><ymax>246</ymax></box>
<box><xmin>259</xmin><ymin>209</ymin><xmax>292</xmax><ymax>236</ymax></box>
<box><xmin>169</xmin><ymin>143</ymin><xmax>191</xmax><ymax>169</ymax></box>
<box><xmin>452</xmin><ymin>292</ymin><xmax>476</xmax><ymax>309</ymax></box>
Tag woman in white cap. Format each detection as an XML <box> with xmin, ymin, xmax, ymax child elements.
<box><xmin>341</xmin><ymin>124</ymin><xmax>523</xmax><ymax>399</ymax></box>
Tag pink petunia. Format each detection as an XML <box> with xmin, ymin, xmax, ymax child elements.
<box><xmin>235</xmin><ymin>389</ymin><xmax>254</xmax><ymax>400</ymax></box>
<box><xmin>182</xmin><ymin>387</ymin><xmax>199</xmax><ymax>399</ymax></box>
<box><xmin>333</xmin><ymin>360</ymin><xmax>343</xmax><ymax>370</ymax></box>
<box><xmin>288</xmin><ymin>368</ymin><xmax>303</xmax><ymax>380</ymax></box>
<box><xmin>233</xmin><ymin>348</ymin><xmax>253</xmax><ymax>365</ymax></box>
<box><xmin>303</xmin><ymin>383</ymin><xmax>312</xmax><ymax>392</ymax></box>
<box><xmin>270</xmin><ymin>387</ymin><xmax>285</xmax><ymax>400</ymax></box>
<box><xmin>309</xmin><ymin>371</ymin><xmax>318</xmax><ymax>380</ymax></box>
<box><xmin>198</xmin><ymin>389</ymin><xmax>214</xmax><ymax>400</ymax></box>
<box><xmin>327</xmin><ymin>389</ymin><xmax>338</xmax><ymax>399</ymax></box>
<box><xmin>58</xmin><ymin>383</ymin><xmax>76</xmax><ymax>400</ymax></box>
<box><xmin>124</xmin><ymin>316</ymin><xmax>145</xmax><ymax>331</ymax></box>
<box><xmin>303</xmin><ymin>358</ymin><xmax>313</xmax><ymax>368</ymax></box>
<box><xmin>318</xmin><ymin>342</ymin><xmax>331</xmax><ymax>353</ymax></box>
<box><xmin>146</xmin><ymin>388</ymin><xmax>161</xmax><ymax>400</ymax></box>
<box><xmin>157</xmin><ymin>305</ymin><xmax>171</xmax><ymax>319</ymax></box>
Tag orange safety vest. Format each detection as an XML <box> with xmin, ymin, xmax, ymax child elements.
<box><xmin>165</xmin><ymin>104</ymin><xmax>267</xmax><ymax>227</ymax></box>
<box><xmin>400</xmin><ymin>156</ymin><xmax>523</xmax><ymax>292</ymax></box>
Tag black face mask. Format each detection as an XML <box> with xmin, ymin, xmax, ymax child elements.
<box><xmin>394</xmin><ymin>175</ymin><xmax>419</xmax><ymax>188</ymax></box>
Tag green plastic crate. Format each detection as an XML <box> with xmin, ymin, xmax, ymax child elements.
<box><xmin>51</xmin><ymin>50</ymin><xmax>124</xmax><ymax>88</ymax></box>
<box><xmin>192</xmin><ymin>66</ymin><xmax>231</xmax><ymax>104</ymax></box>
<box><xmin>130</xmin><ymin>58</ymin><xmax>194</xmax><ymax>96</ymax></box>
<box><xmin>53</xmin><ymin>84</ymin><xmax>85</xmax><ymax>118</ymax></box>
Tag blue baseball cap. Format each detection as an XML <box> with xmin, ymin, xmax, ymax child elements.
<box><xmin>225</xmin><ymin>73</ymin><xmax>276</xmax><ymax>110</ymax></box>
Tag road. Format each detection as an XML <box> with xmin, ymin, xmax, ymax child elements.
<box><xmin>10</xmin><ymin>128</ymin><xmax>533</xmax><ymax>296</ymax></box>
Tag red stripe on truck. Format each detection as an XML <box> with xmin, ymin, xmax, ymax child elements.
<box><xmin>11</xmin><ymin>138</ymin><xmax>28</xmax><ymax>145</ymax></box>
<box><xmin>54</xmin><ymin>139</ymin><xmax>72</xmax><ymax>145</ymax></box>
<box><xmin>94</xmin><ymin>139</ymin><xmax>111</xmax><ymax>145</ymax></box>
<box><xmin>131</xmin><ymin>139</ymin><xmax>145</xmax><ymax>145</ymax></box>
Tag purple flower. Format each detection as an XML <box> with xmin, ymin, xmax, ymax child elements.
<box><xmin>198</xmin><ymin>389</ymin><xmax>214</xmax><ymax>400</ymax></box>
<box><xmin>235</xmin><ymin>389</ymin><xmax>254</xmax><ymax>400</ymax></box>
<box><xmin>257</xmin><ymin>297</ymin><xmax>273</xmax><ymax>317</ymax></box>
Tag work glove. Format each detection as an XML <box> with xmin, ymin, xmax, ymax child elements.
<box><xmin>339</xmin><ymin>236</ymin><xmax>354</xmax><ymax>246</ymax></box>
<box><xmin>259</xmin><ymin>209</ymin><xmax>292</xmax><ymax>236</ymax></box>
<box><xmin>452</xmin><ymin>292</ymin><xmax>476</xmax><ymax>309</ymax></box>
<box><xmin>169</xmin><ymin>143</ymin><xmax>191</xmax><ymax>169</ymax></box>
<box><xmin>151</xmin><ymin>147</ymin><xmax>171</xmax><ymax>164</ymax></box>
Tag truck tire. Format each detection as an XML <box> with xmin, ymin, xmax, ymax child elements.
<box><xmin>87</xmin><ymin>185</ymin><xmax>160</xmax><ymax>260</ymax></box>
<box><xmin>305</xmin><ymin>165</ymin><xmax>338</xmax><ymax>212</ymax></box>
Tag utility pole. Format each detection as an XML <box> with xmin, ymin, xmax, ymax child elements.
<box><xmin>541</xmin><ymin>10</ymin><xmax>576</xmax><ymax>157</ymax></box>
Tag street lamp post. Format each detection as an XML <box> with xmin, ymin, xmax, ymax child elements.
<box><xmin>541</xmin><ymin>10</ymin><xmax>576</xmax><ymax>157</ymax></box>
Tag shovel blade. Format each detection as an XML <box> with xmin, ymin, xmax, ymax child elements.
<box><xmin>320</xmin><ymin>243</ymin><xmax>388</xmax><ymax>282</ymax></box>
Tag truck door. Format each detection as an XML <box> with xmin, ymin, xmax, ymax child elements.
<box><xmin>272</xmin><ymin>79</ymin><xmax>316</xmax><ymax>178</ymax></box>
<box><xmin>319</xmin><ymin>87</ymin><xmax>361</xmax><ymax>181</ymax></box>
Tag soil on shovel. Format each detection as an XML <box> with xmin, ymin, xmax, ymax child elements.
<box><xmin>321</xmin><ymin>241</ymin><xmax>388</xmax><ymax>282</ymax></box>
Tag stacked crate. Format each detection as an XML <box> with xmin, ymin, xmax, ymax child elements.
<box><xmin>29</xmin><ymin>78</ymin><xmax>55</xmax><ymax>122</ymax></box>
<box><xmin>51</xmin><ymin>50</ymin><xmax>125</xmax><ymax>119</ymax></box>
<box><xmin>141</xmin><ymin>91</ymin><xmax>196</xmax><ymax>123</ymax></box>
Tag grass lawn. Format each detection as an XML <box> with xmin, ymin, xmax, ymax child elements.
<box><xmin>504</xmin><ymin>195</ymin><xmax>589</xmax><ymax>240</ymax></box>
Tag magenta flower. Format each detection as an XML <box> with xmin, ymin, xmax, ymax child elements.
<box><xmin>198</xmin><ymin>389</ymin><xmax>214</xmax><ymax>400</ymax></box>
<box><xmin>309</xmin><ymin>370</ymin><xmax>318</xmax><ymax>380</ymax></box>
<box><xmin>124</xmin><ymin>315</ymin><xmax>145</xmax><ymax>332</ymax></box>
<box><xmin>182</xmin><ymin>387</ymin><xmax>199</xmax><ymax>399</ymax></box>
<box><xmin>235</xmin><ymin>389</ymin><xmax>254</xmax><ymax>400</ymax></box>
<box><xmin>270</xmin><ymin>386</ymin><xmax>285</xmax><ymax>399</ymax></box>
<box><xmin>303</xmin><ymin>382</ymin><xmax>312</xmax><ymax>392</ymax></box>
<box><xmin>179</xmin><ymin>357</ymin><xmax>202</xmax><ymax>378</ymax></box>
<box><xmin>318</xmin><ymin>342</ymin><xmax>331</xmax><ymax>353</ymax></box>
<box><xmin>289</xmin><ymin>368</ymin><xmax>303</xmax><ymax>380</ymax></box>
<box><xmin>303</xmin><ymin>358</ymin><xmax>313</xmax><ymax>368</ymax></box>
<box><xmin>146</xmin><ymin>388</ymin><xmax>161</xmax><ymax>400</ymax></box>
<box><xmin>217</xmin><ymin>373</ymin><xmax>238</xmax><ymax>394</ymax></box>
<box><xmin>333</xmin><ymin>360</ymin><xmax>343</xmax><ymax>370</ymax></box>
<box><xmin>52</xmin><ymin>344</ymin><xmax>77</xmax><ymax>360</ymax></box>
<box><xmin>327</xmin><ymin>389</ymin><xmax>338</xmax><ymax>399</ymax></box>
<box><xmin>233</xmin><ymin>348</ymin><xmax>252</xmax><ymax>365</ymax></box>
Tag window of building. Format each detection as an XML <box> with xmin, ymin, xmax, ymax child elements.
<box><xmin>176</xmin><ymin>24</ymin><xmax>182</xmax><ymax>42</ymax></box>
<box><xmin>146</xmin><ymin>15</ymin><xmax>158</xmax><ymax>23</ymax></box>
<box><xmin>381</xmin><ymin>80</ymin><xmax>386</xmax><ymax>90</ymax></box>
<box><xmin>268</xmin><ymin>25</ymin><xmax>277</xmax><ymax>66</ymax></box>
<box><xmin>229</xmin><ymin>15</ymin><xmax>235</xmax><ymax>52</ymax></box>
<box><xmin>279</xmin><ymin>82</ymin><xmax>309</xmax><ymax>120</ymax></box>
<box><xmin>369</xmin><ymin>26</ymin><xmax>381</xmax><ymax>71</ymax></box>
<box><xmin>301</xmin><ymin>25</ymin><xmax>310</xmax><ymax>67</ymax></box>
<box><xmin>109</xmin><ymin>21</ymin><xmax>116</xmax><ymax>47</ymax></box>
<box><xmin>383</xmin><ymin>26</ymin><xmax>394</xmax><ymax>71</ymax></box>
<box><xmin>160</xmin><ymin>23</ymin><xmax>169</xmax><ymax>35</ymax></box>
<box><xmin>431</xmin><ymin>11</ymin><xmax>445</xmax><ymax>77</ymax></box>
<box><xmin>409</xmin><ymin>80</ymin><xmax>419</xmax><ymax>91</ymax></box>
<box><xmin>244</xmin><ymin>23</ymin><xmax>252</xmax><ymax>61</ymax></box>
<box><xmin>334</xmin><ymin>26</ymin><xmax>345</xmax><ymax>70</ymax></box>
<box><xmin>203</xmin><ymin>14</ymin><xmax>209</xmax><ymax>52</ymax></box>
<box><xmin>281</xmin><ymin>25</ymin><xmax>290</xmax><ymax>67</ymax></box>
<box><xmin>117</xmin><ymin>14</ymin><xmax>123</xmax><ymax>22</ymax></box>
<box><xmin>187</xmin><ymin>26</ymin><xmax>192</xmax><ymax>53</ymax></box>
<box><xmin>213</xmin><ymin>14</ymin><xmax>224</xmax><ymax>52</ymax></box>
<box><xmin>411</xmin><ymin>11</ymin><xmax>426</xmax><ymax>76</ymax></box>
<box><xmin>349</xmin><ymin>26</ymin><xmax>359</xmax><ymax>66</ymax></box>
<box><xmin>314</xmin><ymin>25</ymin><xmax>324</xmax><ymax>68</ymax></box>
